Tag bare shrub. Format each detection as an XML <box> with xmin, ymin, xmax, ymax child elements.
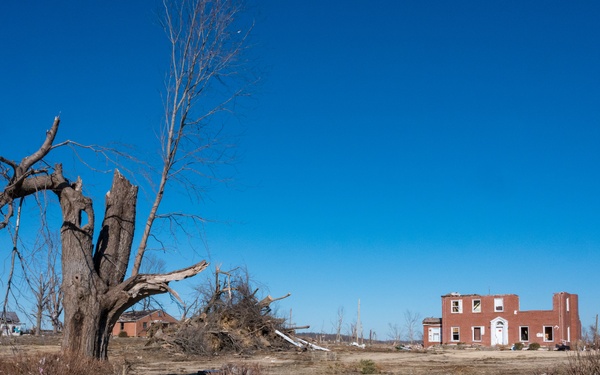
<box><xmin>533</xmin><ymin>350</ymin><xmax>600</xmax><ymax>375</ymax></box>
<box><xmin>358</xmin><ymin>359</ymin><xmax>380</xmax><ymax>374</ymax></box>
<box><xmin>565</xmin><ymin>350</ymin><xmax>600</xmax><ymax>375</ymax></box>
<box><xmin>0</xmin><ymin>352</ymin><xmax>118</xmax><ymax>375</ymax></box>
<box><xmin>220</xmin><ymin>362</ymin><xmax>262</xmax><ymax>374</ymax></box>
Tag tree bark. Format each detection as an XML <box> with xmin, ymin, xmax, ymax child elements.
<box><xmin>56</xmin><ymin>168</ymin><xmax>208</xmax><ymax>358</ymax></box>
<box><xmin>0</xmin><ymin>119</ymin><xmax>209</xmax><ymax>358</ymax></box>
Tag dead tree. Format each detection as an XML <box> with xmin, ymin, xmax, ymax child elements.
<box><xmin>403</xmin><ymin>310</ymin><xmax>421</xmax><ymax>344</ymax></box>
<box><xmin>46</xmin><ymin>271</ymin><xmax>63</xmax><ymax>334</ymax></box>
<box><xmin>32</xmin><ymin>273</ymin><xmax>50</xmax><ymax>336</ymax></box>
<box><xmin>0</xmin><ymin>0</ymin><xmax>251</xmax><ymax>359</ymax></box>
<box><xmin>334</xmin><ymin>306</ymin><xmax>344</xmax><ymax>343</ymax></box>
<box><xmin>388</xmin><ymin>323</ymin><xmax>402</xmax><ymax>346</ymax></box>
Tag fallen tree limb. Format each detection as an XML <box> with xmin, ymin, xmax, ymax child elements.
<box><xmin>275</xmin><ymin>330</ymin><xmax>330</xmax><ymax>352</ymax></box>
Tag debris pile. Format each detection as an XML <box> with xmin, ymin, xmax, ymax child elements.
<box><xmin>151</xmin><ymin>268</ymin><xmax>325</xmax><ymax>355</ymax></box>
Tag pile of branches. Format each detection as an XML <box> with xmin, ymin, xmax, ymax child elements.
<box><xmin>155</xmin><ymin>268</ymin><xmax>294</xmax><ymax>355</ymax></box>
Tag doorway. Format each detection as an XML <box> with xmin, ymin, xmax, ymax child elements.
<box><xmin>490</xmin><ymin>317</ymin><xmax>508</xmax><ymax>346</ymax></box>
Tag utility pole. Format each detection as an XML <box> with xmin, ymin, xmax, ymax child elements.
<box><xmin>595</xmin><ymin>314</ymin><xmax>599</xmax><ymax>348</ymax></box>
<box><xmin>357</xmin><ymin>299</ymin><xmax>362</xmax><ymax>345</ymax></box>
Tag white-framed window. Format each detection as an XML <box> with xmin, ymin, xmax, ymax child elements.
<box><xmin>472</xmin><ymin>299</ymin><xmax>481</xmax><ymax>313</ymax></box>
<box><xmin>494</xmin><ymin>298</ymin><xmax>504</xmax><ymax>312</ymax></box>
<box><xmin>472</xmin><ymin>326</ymin><xmax>484</xmax><ymax>341</ymax></box>
<box><xmin>451</xmin><ymin>327</ymin><xmax>460</xmax><ymax>341</ymax></box>
<box><xmin>428</xmin><ymin>327</ymin><xmax>441</xmax><ymax>342</ymax></box>
<box><xmin>566</xmin><ymin>298</ymin><xmax>570</xmax><ymax>312</ymax></box>
<box><xmin>451</xmin><ymin>300</ymin><xmax>463</xmax><ymax>313</ymax></box>
<box><xmin>519</xmin><ymin>326</ymin><xmax>529</xmax><ymax>341</ymax></box>
<box><xmin>544</xmin><ymin>326</ymin><xmax>554</xmax><ymax>342</ymax></box>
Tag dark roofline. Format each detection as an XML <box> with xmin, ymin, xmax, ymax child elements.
<box><xmin>422</xmin><ymin>317</ymin><xmax>441</xmax><ymax>325</ymax></box>
<box><xmin>0</xmin><ymin>311</ymin><xmax>20</xmax><ymax>324</ymax></box>
<box><xmin>441</xmin><ymin>293</ymin><xmax>519</xmax><ymax>298</ymax></box>
<box><xmin>117</xmin><ymin>309</ymin><xmax>169</xmax><ymax>322</ymax></box>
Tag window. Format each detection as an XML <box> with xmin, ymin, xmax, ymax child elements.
<box><xmin>544</xmin><ymin>326</ymin><xmax>553</xmax><ymax>342</ymax></box>
<box><xmin>494</xmin><ymin>298</ymin><xmax>504</xmax><ymax>312</ymax></box>
<box><xmin>566</xmin><ymin>298</ymin><xmax>570</xmax><ymax>312</ymax></box>
<box><xmin>428</xmin><ymin>327</ymin><xmax>441</xmax><ymax>342</ymax></box>
<box><xmin>473</xmin><ymin>326</ymin><xmax>483</xmax><ymax>341</ymax></box>
<box><xmin>520</xmin><ymin>326</ymin><xmax>529</xmax><ymax>341</ymax></box>
<box><xmin>451</xmin><ymin>327</ymin><xmax>460</xmax><ymax>341</ymax></box>
<box><xmin>451</xmin><ymin>300</ymin><xmax>463</xmax><ymax>313</ymax></box>
<box><xmin>120</xmin><ymin>322</ymin><xmax>124</xmax><ymax>330</ymax></box>
<box><xmin>143</xmin><ymin>322</ymin><xmax>147</xmax><ymax>329</ymax></box>
<box><xmin>472</xmin><ymin>299</ymin><xmax>481</xmax><ymax>313</ymax></box>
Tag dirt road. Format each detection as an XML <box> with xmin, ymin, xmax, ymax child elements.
<box><xmin>0</xmin><ymin>336</ymin><xmax>573</xmax><ymax>375</ymax></box>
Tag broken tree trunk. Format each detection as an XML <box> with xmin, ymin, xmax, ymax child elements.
<box><xmin>0</xmin><ymin>118</ymin><xmax>210</xmax><ymax>359</ymax></box>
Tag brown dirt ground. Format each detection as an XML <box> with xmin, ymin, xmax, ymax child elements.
<box><xmin>0</xmin><ymin>336</ymin><xmax>573</xmax><ymax>374</ymax></box>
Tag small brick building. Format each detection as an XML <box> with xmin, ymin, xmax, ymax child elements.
<box><xmin>422</xmin><ymin>292</ymin><xmax>581</xmax><ymax>348</ymax></box>
<box><xmin>112</xmin><ymin>309</ymin><xmax>178</xmax><ymax>337</ymax></box>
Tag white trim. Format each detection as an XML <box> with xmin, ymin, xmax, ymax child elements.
<box><xmin>490</xmin><ymin>317</ymin><xmax>509</xmax><ymax>346</ymax></box>
<box><xmin>451</xmin><ymin>326</ymin><xmax>460</xmax><ymax>342</ymax></box>
<box><xmin>428</xmin><ymin>327</ymin><xmax>441</xmax><ymax>342</ymax></box>
<box><xmin>543</xmin><ymin>326</ymin><xmax>554</xmax><ymax>342</ymax></box>
<box><xmin>519</xmin><ymin>326</ymin><xmax>529</xmax><ymax>342</ymax></box>
<box><xmin>494</xmin><ymin>298</ymin><xmax>504</xmax><ymax>312</ymax></box>
<box><xmin>451</xmin><ymin>300</ymin><xmax>463</xmax><ymax>314</ymax></box>
<box><xmin>472</xmin><ymin>326</ymin><xmax>484</xmax><ymax>342</ymax></box>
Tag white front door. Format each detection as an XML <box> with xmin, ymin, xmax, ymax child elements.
<box><xmin>494</xmin><ymin>326</ymin><xmax>504</xmax><ymax>345</ymax></box>
<box><xmin>491</xmin><ymin>319</ymin><xmax>508</xmax><ymax>346</ymax></box>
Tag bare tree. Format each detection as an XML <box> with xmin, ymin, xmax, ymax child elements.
<box><xmin>46</xmin><ymin>269</ymin><xmax>63</xmax><ymax>334</ymax></box>
<box><xmin>27</xmin><ymin>211</ymin><xmax>62</xmax><ymax>336</ymax></box>
<box><xmin>31</xmin><ymin>273</ymin><xmax>50</xmax><ymax>336</ymax></box>
<box><xmin>333</xmin><ymin>306</ymin><xmax>344</xmax><ymax>343</ymax></box>
<box><xmin>388</xmin><ymin>323</ymin><xmax>402</xmax><ymax>346</ymax></box>
<box><xmin>0</xmin><ymin>0</ymin><xmax>252</xmax><ymax>359</ymax></box>
<box><xmin>347</xmin><ymin>321</ymin><xmax>357</xmax><ymax>343</ymax></box>
<box><xmin>403</xmin><ymin>310</ymin><xmax>421</xmax><ymax>344</ymax></box>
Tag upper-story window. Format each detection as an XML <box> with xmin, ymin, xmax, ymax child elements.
<box><xmin>472</xmin><ymin>299</ymin><xmax>481</xmax><ymax>313</ymax></box>
<box><xmin>494</xmin><ymin>298</ymin><xmax>504</xmax><ymax>312</ymax></box>
<box><xmin>451</xmin><ymin>300</ymin><xmax>463</xmax><ymax>313</ymax></box>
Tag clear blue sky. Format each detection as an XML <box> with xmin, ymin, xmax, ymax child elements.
<box><xmin>1</xmin><ymin>1</ymin><xmax>599</xmax><ymax>339</ymax></box>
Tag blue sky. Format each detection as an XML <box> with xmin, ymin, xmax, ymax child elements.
<box><xmin>1</xmin><ymin>1</ymin><xmax>600</xmax><ymax>339</ymax></box>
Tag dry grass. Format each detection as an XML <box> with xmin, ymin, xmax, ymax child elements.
<box><xmin>220</xmin><ymin>362</ymin><xmax>263</xmax><ymax>374</ymax></box>
<box><xmin>534</xmin><ymin>350</ymin><xmax>600</xmax><ymax>375</ymax></box>
<box><xmin>0</xmin><ymin>351</ymin><xmax>119</xmax><ymax>375</ymax></box>
<box><xmin>0</xmin><ymin>336</ymin><xmax>591</xmax><ymax>375</ymax></box>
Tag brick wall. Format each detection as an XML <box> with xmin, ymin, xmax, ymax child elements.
<box><xmin>112</xmin><ymin>310</ymin><xmax>178</xmax><ymax>337</ymax></box>
<box><xmin>423</xmin><ymin>292</ymin><xmax>580</xmax><ymax>348</ymax></box>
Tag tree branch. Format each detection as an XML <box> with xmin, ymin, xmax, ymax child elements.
<box><xmin>105</xmin><ymin>260</ymin><xmax>209</xmax><ymax>313</ymax></box>
<box><xmin>20</xmin><ymin>116</ymin><xmax>61</xmax><ymax>172</ymax></box>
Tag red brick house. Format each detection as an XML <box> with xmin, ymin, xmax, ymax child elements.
<box><xmin>112</xmin><ymin>309</ymin><xmax>178</xmax><ymax>337</ymax></box>
<box><xmin>423</xmin><ymin>292</ymin><xmax>581</xmax><ymax>348</ymax></box>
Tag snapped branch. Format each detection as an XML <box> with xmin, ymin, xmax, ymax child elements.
<box><xmin>0</xmin><ymin>117</ymin><xmax>63</xmax><ymax>230</ymax></box>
